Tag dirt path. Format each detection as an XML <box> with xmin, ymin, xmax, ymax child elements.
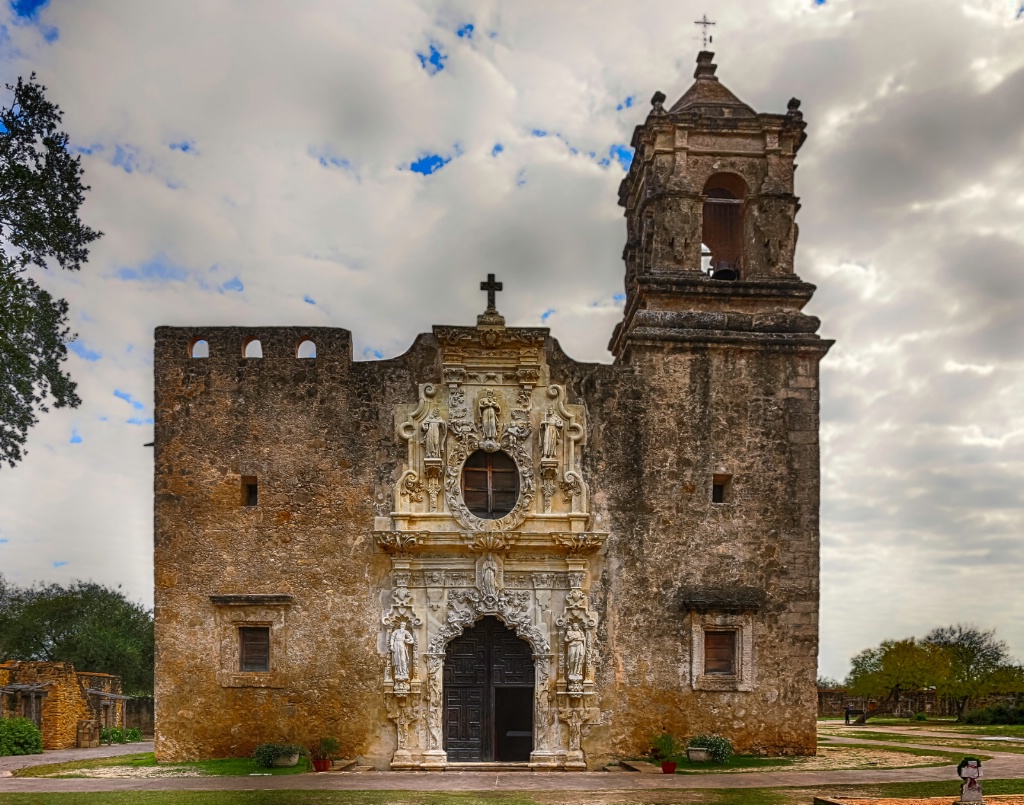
<box><xmin>0</xmin><ymin>741</ymin><xmax>154</xmax><ymax>774</ymax></box>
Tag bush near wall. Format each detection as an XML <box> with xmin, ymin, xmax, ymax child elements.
<box><xmin>964</xmin><ymin>704</ymin><xmax>1024</xmax><ymax>725</ymax></box>
<box><xmin>0</xmin><ymin>718</ymin><xmax>43</xmax><ymax>755</ymax></box>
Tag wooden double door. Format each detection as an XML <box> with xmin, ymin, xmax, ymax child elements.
<box><xmin>443</xmin><ymin>616</ymin><xmax>534</xmax><ymax>762</ymax></box>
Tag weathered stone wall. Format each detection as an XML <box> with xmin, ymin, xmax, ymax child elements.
<box><xmin>154</xmin><ymin>327</ymin><xmax>439</xmax><ymax>761</ymax></box>
<box><xmin>0</xmin><ymin>662</ymin><xmax>121</xmax><ymax>750</ymax></box>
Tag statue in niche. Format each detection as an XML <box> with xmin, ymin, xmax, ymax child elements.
<box><xmin>565</xmin><ymin>622</ymin><xmax>586</xmax><ymax>686</ymax></box>
<box><xmin>479</xmin><ymin>390</ymin><xmax>501</xmax><ymax>444</ymax></box>
<box><xmin>390</xmin><ymin>622</ymin><xmax>414</xmax><ymax>682</ymax></box>
<box><xmin>480</xmin><ymin>555</ymin><xmax>499</xmax><ymax>599</ymax></box>
<box><xmin>421</xmin><ymin>408</ymin><xmax>447</xmax><ymax>459</ymax></box>
<box><xmin>540</xmin><ymin>407</ymin><xmax>563</xmax><ymax>460</ymax></box>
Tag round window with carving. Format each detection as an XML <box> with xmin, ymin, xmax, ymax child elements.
<box><xmin>461</xmin><ymin>450</ymin><xmax>519</xmax><ymax>519</ymax></box>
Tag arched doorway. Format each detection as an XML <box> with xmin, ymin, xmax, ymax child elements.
<box><xmin>443</xmin><ymin>616</ymin><xmax>534</xmax><ymax>762</ymax></box>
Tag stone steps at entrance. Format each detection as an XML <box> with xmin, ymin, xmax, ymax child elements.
<box><xmin>447</xmin><ymin>762</ymin><xmax>535</xmax><ymax>772</ymax></box>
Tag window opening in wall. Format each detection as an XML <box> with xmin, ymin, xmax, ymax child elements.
<box><xmin>296</xmin><ymin>339</ymin><xmax>317</xmax><ymax>359</ymax></box>
<box><xmin>190</xmin><ymin>339</ymin><xmax>209</xmax><ymax>358</ymax></box>
<box><xmin>243</xmin><ymin>339</ymin><xmax>263</xmax><ymax>359</ymax></box>
<box><xmin>242</xmin><ymin>476</ymin><xmax>258</xmax><ymax>506</ymax></box>
<box><xmin>704</xmin><ymin>630</ymin><xmax>736</xmax><ymax>675</ymax></box>
<box><xmin>239</xmin><ymin>626</ymin><xmax>270</xmax><ymax>672</ymax></box>
<box><xmin>702</xmin><ymin>173</ymin><xmax>747</xmax><ymax>280</ymax></box>
<box><xmin>462</xmin><ymin>450</ymin><xmax>519</xmax><ymax>519</ymax></box>
<box><xmin>712</xmin><ymin>473</ymin><xmax>732</xmax><ymax>504</ymax></box>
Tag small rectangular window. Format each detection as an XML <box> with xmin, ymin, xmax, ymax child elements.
<box><xmin>239</xmin><ymin>626</ymin><xmax>270</xmax><ymax>672</ymax></box>
<box><xmin>712</xmin><ymin>473</ymin><xmax>732</xmax><ymax>504</ymax></box>
<box><xmin>242</xmin><ymin>476</ymin><xmax>258</xmax><ymax>507</ymax></box>
<box><xmin>704</xmin><ymin>630</ymin><xmax>736</xmax><ymax>675</ymax></box>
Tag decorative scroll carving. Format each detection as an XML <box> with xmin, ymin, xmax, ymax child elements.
<box><xmin>375</xmin><ymin>532</ymin><xmax>420</xmax><ymax>554</ymax></box>
<box><xmin>426</xmin><ymin>588</ymin><xmax>549</xmax><ymax>655</ymax></box>
<box><xmin>462</xmin><ymin>529</ymin><xmax>518</xmax><ymax>553</ymax></box>
<box><xmin>553</xmin><ymin>532</ymin><xmax>607</xmax><ymax>556</ymax></box>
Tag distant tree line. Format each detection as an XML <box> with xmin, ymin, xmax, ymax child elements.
<box><xmin>836</xmin><ymin>624</ymin><xmax>1024</xmax><ymax>723</ymax></box>
<box><xmin>0</xmin><ymin>574</ymin><xmax>153</xmax><ymax>695</ymax></box>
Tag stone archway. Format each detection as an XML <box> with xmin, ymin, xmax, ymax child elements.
<box><xmin>443</xmin><ymin>616</ymin><xmax>534</xmax><ymax>762</ymax></box>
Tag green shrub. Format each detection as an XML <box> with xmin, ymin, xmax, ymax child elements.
<box><xmin>0</xmin><ymin>717</ymin><xmax>43</xmax><ymax>756</ymax></box>
<box><xmin>914</xmin><ymin>711</ymin><xmax>928</xmax><ymax>721</ymax></box>
<box><xmin>253</xmin><ymin>743</ymin><xmax>306</xmax><ymax>768</ymax></box>
<box><xmin>963</xmin><ymin>704</ymin><xmax>1024</xmax><ymax>725</ymax></box>
<box><xmin>687</xmin><ymin>734</ymin><xmax>733</xmax><ymax>764</ymax></box>
<box><xmin>650</xmin><ymin>731</ymin><xmax>677</xmax><ymax>760</ymax></box>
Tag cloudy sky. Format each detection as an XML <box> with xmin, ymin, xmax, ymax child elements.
<box><xmin>1</xmin><ymin>0</ymin><xmax>1022</xmax><ymax>681</ymax></box>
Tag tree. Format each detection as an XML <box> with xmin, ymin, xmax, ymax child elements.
<box><xmin>0</xmin><ymin>73</ymin><xmax>101</xmax><ymax>468</ymax></box>
<box><xmin>0</xmin><ymin>574</ymin><xmax>153</xmax><ymax>695</ymax></box>
<box><xmin>845</xmin><ymin>639</ymin><xmax>943</xmax><ymax>723</ymax></box>
<box><xmin>922</xmin><ymin>624</ymin><xmax>1011</xmax><ymax>720</ymax></box>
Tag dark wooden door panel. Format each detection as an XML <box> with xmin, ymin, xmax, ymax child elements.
<box><xmin>444</xmin><ymin>617</ymin><xmax>535</xmax><ymax>762</ymax></box>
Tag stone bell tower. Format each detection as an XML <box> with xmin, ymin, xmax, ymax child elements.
<box><xmin>593</xmin><ymin>52</ymin><xmax>833</xmax><ymax>757</ymax></box>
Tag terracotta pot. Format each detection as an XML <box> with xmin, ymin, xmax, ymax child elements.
<box><xmin>312</xmin><ymin>758</ymin><xmax>331</xmax><ymax>772</ymax></box>
<box><xmin>661</xmin><ymin>760</ymin><xmax>677</xmax><ymax>774</ymax></box>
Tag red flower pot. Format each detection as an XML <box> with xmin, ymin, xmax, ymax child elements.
<box><xmin>312</xmin><ymin>758</ymin><xmax>331</xmax><ymax>772</ymax></box>
<box><xmin>661</xmin><ymin>760</ymin><xmax>677</xmax><ymax>774</ymax></box>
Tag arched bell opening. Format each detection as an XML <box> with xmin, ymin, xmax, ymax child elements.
<box><xmin>702</xmin><ymin>172</ymin><xmax>748</xmax><ymax>280</ymax></box>
<box><xmin>443</xmin><ymin>616</ymin><xmax>535</xmax><ymax>762</ymax></box>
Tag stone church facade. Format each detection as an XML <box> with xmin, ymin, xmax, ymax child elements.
<box><xmin>153</xmin><ymin>53</ymin><xmax>832</xmax><ymax>768</ymax></box>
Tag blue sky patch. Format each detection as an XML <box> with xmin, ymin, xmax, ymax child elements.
<box><xmin>220</xmin><ymin>277</ymin><xmax>244</xmax><ymax>292</ymax></box>
<box><xmin>169</xmin><ymin>139</ymin><xmax>195</xmax><ymax>153</ymax></box>
<box><xmin>0</xmin><ymin>538</ymin><xmax>8</xmax><ymax>544</ymax></box>
<box><xmin>613</xmin><ymin>293</ymin><xmax>626</xmax><ymax>303</ymax></box>
<box><xmin>127</xmin><ymin>417</ymin><xmax>154</xmax><ymax>426</ymax></box>
<box><xmin>112</xmin><ymin>144</ymin><xmax>144</xmax><ymax>173</ymax></box>
<box><xmin>68</xmin><ymin>341</ymin><xmax>101</xmax><ymax>361</ymax></box>
<box><xmin>540</xmin><ymin>308</ymin><xmax>556</xmax><ymax>322</ymax></box>
<box><xmin>116</xmin><ymin>258</ymin><xmax>188</xmax><ymax>283</ymax></box>
<box><xmin>10</xmin><ymin>0</ymin><xmax>47</xmax><ymax>19</ymax></box>
<box><xmin>114</xmin><ymin>389</ymin><xmax>145</xmax><ymax>410</ymax></box>
<box><xmin>616</xmin><ymin>96</ymin><xmax>635</xmax><ymax>111</ymax></box>
<box><xmin>69</xmin><ymin>429</ymin><xmax>82</xmax><ymax>444</ymax></box>
<box><xmin>406</xmin><ymin>144</ymin><xmax>462</xmax><ymax>176</ymax></box>
<box><xmin>304</xmin><ymin>295</ymin><xmax>316</xmax><ymax>305</ymax></box>
<box><xmin>73</xmin><ymin>143</ymin><xmax>104</xmax><ymax>156</ymax></box>
<box><xmin>609</xmin><ymin>144</ymin><xmax>633</xmax><ymax>170</ymax></box>
<box><xmin>491</xmin><ymin>143</ymin><xmax>504</xmax><ymax>157</ymax></box>
<box><xmin>1017</xmin><ymin>4</ymin><xmax>1023</xmax><ymax>18</ymax></box>
<box><xmin>516</xmin><ymin>169</ymin><xmax>526</xmax><ymax>187</ymax></box>
<box><xmin>52</xmin><ymin>560</ymin><xmax>68</xmax><ymax>568</ymax></box>
<box><xmin>531</xmin><ymin>129</ymin><xmax>548</xmax><ymax>138</ymax></box>
<box><xmin>363</xmin><ymin>347</ymin><xmax>384</xmax><ymax>360</ymax></box>
<box><xmin>456</xmin><ymin>23</ymin><xmax>474</xmax><ymax>38</ymax></box>
<box><xmin>417</xmin><ymin>43</ymin><xmax>447</xmax><ymax>75</ymax></box>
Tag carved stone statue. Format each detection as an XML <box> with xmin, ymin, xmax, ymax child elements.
<box><xmin>541</xmin><ymin>408</ymin><xmax>563</xmax><ymax>459</ymax></box>
<box><xmin>565</xmin><ymin>622</ymin><xmax>586</xmax><ymax>684</ymax></box>
<box><xmin>390</xmin><ymin>622</ymin><xmax>414</xmax><ymax>682</ymax></box>
<box><xmin>480</xmin><ymin>555</ymin><xmax>499</xmax><ymax>599</ymax></box>
<box><xmin>421</xmin><ymin>409</ymin><xmax>447</xmax><ymax>459</ymax></box>
<box><xmin>479</xmin><ymin>390</ymin><xmax>501</xmax><ymax>442</ymax></box>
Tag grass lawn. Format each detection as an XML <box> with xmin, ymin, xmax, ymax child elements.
<box><xmin>826</xmin><ymin>729</ymin><xmax>1024</xmax><ymax>754</ymax></box>
<box><xmin>13</xmin><ymin>753</ymin><xmax>308</xmax><ymax>779</ymax></box>
<box><xmin>3</xmin><ymin>780</ymin><xmax>1024</xmax><ymax>805</ymax></box>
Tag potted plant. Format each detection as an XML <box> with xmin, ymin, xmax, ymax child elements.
<box><xmin>687</xmin><ymin>734</ymin><xmax>733</xmax><ymax>764</ymax></box>
<box><xmin>253</xmin><ymin>742</ymin><xmax>306</xmax><ymax>769</ymax></box>
<box><xmin>650</xmin><ymin>731</ymin><xmax>678</xmax><ymax>774</ymax></box>
<box><xmin>309</xmin><ymin>737</ymin><xmax>340</xmax><ymax>772</ymax></box>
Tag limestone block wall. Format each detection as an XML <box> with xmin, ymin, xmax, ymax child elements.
<box><xmin>153</xmin><ymin>326</ymin><xmax>440</xmax><ymax>762</ymax></box>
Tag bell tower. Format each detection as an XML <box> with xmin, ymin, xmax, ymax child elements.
<box><xmin>610</xmin><ymin>51</ymin><xmax>815</xmax><ymax>358</ymax></box>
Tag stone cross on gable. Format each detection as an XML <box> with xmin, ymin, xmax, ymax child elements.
<box><xmin>480</xmin><ymin>274</ymin><xmax>503</xmax><ymax>313</ymax></box>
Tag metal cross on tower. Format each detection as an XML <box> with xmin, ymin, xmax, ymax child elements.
<box><xmin>694</xmin><ymin>14</ymin><xmax>716</xmax><ymax>48</ymax></box>
<box><xmin>480</xmin><ymin>273</ymin><xmax>503</xmax><ymax>312</ymax></box>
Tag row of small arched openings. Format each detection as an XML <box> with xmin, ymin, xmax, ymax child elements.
<box><xmin>188</xmin><ymin>337</ymin><xmax>318</xmax><ymax>359</ymax></box>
